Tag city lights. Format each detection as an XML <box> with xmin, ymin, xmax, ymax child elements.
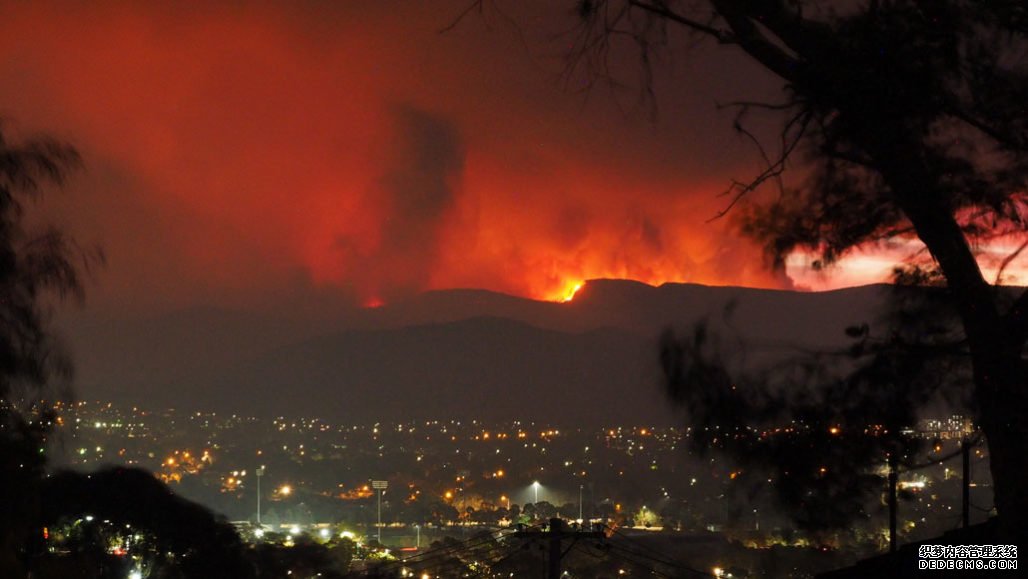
<box><xmin>43</xmin><ymin>400</ymin><xmax>986</xmax><ymax>577</ymax></box>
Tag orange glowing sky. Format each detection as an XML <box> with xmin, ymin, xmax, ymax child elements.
<box><xmin>0</xmin><ymin>1</ymin><xmax>1021</xmax><ymax>313</ymax></box>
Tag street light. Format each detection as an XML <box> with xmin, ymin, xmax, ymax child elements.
<box><xmin>372</xmin><ymin>480</ymin><xmax>388</xmax><ymax>544</ymax></box>
<box><xmin>255</xmin><ymin>465</ymin><xmax>265</xmax><ymax>526</ymax></box>
<box><xmin>532</xmin><ymin>481</ymin><xmax>540</xmax><ymax>504</ymax></box>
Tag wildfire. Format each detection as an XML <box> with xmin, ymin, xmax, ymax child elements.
<box><xmin>558</xmin><ymin>281</ymin><xmax>585</xmax><ymax>303</ymax></box>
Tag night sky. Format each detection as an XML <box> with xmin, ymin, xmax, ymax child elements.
<box><xmin>0</xmin><ymin>1</ymin><xmax>1019</xmax><ymax>318</ymax></box>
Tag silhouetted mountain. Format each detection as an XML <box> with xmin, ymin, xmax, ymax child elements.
<box><xmin>57</xmin><ymin>306</ymin><xmax>321</xmax><ymax>401</ymax></box>
<box><xmin>192</xmin><ymin>317</ymin><xmax>667</xmax><ymax>425</ymax></box>
<box><xmin>56</xmin><ymin>280</ymin><xmax>889</xmax><ymax>423</ymax></box>
<box><xmin>345</xmin><ymin>288</ymin><xmax>572</xmax><ymax>331</ymax></box>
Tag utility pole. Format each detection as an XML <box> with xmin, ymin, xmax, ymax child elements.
<box><xmin>256</xmin><ymin>466</ymin><xmax>265</xmax><ymax>526</ymax></box>
<box><xmin>888</xmin><ymin>454</ymin><xmax>898</xmax><ymax>553</ymax></box>
<box><xmin>962</xmin><ymin>437</ymin><xmax>971</xmax><ymax>528</ymax></box>
<box><xmin>548</xmin><ymin>520</ymin><xmax>562</xmax><ymax>579</ymax></box>
<box><xmin>513</xmin><ymin>518</ymin><xmax>605</xmax><ymax>579</ymax></box>
<box><xmin>372</xmin><ymin>480</ymin><xmax>388</xmax><ymax>544</ymax></box>
<box><xmin>578</xmin><ymin>485</ymin><xmax>583</xmax><ymax>521</ymax></box>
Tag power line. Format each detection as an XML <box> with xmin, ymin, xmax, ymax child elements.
<box><xmin>510</xmin><ymin>518</ymin><xmax>606</xmax><ymax>579</ymax></box>
<box><xmin>604</xmin><ymin>543</ymin><xmax>711</xmax><ymax>578</ymax></box>
<box><xmin>485</xmin><ymin>545</ymin><xmax>531</xmax><ymax>573</ymax></box>
<box><xmin>368</xmin><ymin>521</ymin><xmax>715</xmax><ymax>579</ymax></box>
<box><xmin>604</xmin><ymin>525</ymin><xmax>713</xmax><ymax>577</ymax></box>
<box><xmin>364</xmin><ymin>527</ymin><xmax>519</xmax><ymax>575</ymax></box>
<box><xmin>574</xmin><ymin>542</ymin><xmax>678</xmax><ymax>579</ymax></box>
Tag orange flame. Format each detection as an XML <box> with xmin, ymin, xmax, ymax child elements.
<box><xmin>558</xmin><ymin>281</ymin><xmax>585</xmax><ymax>303</ymax></box>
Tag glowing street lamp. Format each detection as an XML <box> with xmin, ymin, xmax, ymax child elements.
<box><xmin>532</xmin><ymin>481</ymin><xmax>540</xmax><ymax>504</ymax></box>
<box><xmin>372</xmin><ymin>480</ymin><xmax>388</xmax><ymax>544</ymax></box>
<box><xmin>255</xmin><ymin>465</ymin><xmax>265</xmax><ymax>525</ymax></box>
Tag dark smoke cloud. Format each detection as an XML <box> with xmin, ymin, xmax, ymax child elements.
<box><xmin>336</xmin><ymin>105</ymin><xmax>465</xmax><ymax>301</ymax></box>
<box><xmin>0</xmin><ymin>0</ymin><xmax>906</xmax><ymax>313</ymax></box>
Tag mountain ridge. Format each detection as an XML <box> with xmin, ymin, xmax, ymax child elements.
<box><xmin>56</xmin><ymin>279</ymin><xmax>890</xmax><ymax>424</ymax></box>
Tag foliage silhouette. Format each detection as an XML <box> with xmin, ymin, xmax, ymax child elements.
<box><xmin>660</xmin><ymin>286</ymin><xmax>972</xmax><ymax>531</ymax></box>
<box><xmin>454</xmin><ymin>0</ymin><xmax>1028</xmax><ymax>534</ymax></box>
<box><xmin>0</xmin><ymin>123</ymin><xmax>96</xmax><ymax>576</ymax></box>
<box><xmin>0</xmin><ymin>124</ymin><xmax>258</xmax><ymax>577</ymax></box>
<box><xmin>548</xmin><ymin>0</ymin><xmax>1028</xmax><ymax>534</ymax></box>
<box><xmin>41</xmin><ymin>467</ymin><xmax>255</xmax><ymax>578</ymax></box>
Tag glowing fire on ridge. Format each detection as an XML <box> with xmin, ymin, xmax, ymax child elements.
<box><xmin>558</xmin><ymin>281</ymin><xmax>585</xmax><ymax>303</ymax></box>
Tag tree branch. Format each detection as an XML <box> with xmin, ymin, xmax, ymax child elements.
<box><xmin>439</xmin><ymin>0</ymin><xmax>484</xmax><ymax>33</ymax></box>
<box><xmin>708</xmin><ymin>0</ymin><xmax>804</xmax><ymax>82</ymax></box>
<box><xmin>628</xmin><ymin>1</ymin><xmax>734</xmax><ymax>43</ymax></box>
<box><xmin>709</xmin><ymin>109</ymin><xmax>810</xmax><ymax>221</ymax></box>
<box><xmin>900</xmin><ymin>431</ymin><xmax>982</xmax><ymax>471</ymax></box>
<box><xmin>1005</xmin><ymin>286</ymin><xmax>1028</xmax><ymax>346</ymax></box>
<box><xmin>994</xmin><ymin>239</ymin><xmax>1028</xmax><ymax>286</ymax></box>
<box><xmin>947</xmin><ymin>105</ymin><xmax>1028</xmax><ymax>153</ymax></box>
<box><xmin>734</xmin><ymin>0</ymin><xmax>838</xmax><ymax>62</ymax></box>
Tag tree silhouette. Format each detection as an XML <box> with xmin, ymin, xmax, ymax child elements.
<box><xmin>659</xmin><ymin>293</ymin><xmax>968</xmax><ymax>532</ymax></box>
<box><xmin>455</xmin><ymin>0</ymin><xmax>1028</xmax><ymax>533</ymax></box>
<box><xmin>0</xmin><ymin>124</ymin><xmax>254</xmax><ymax>577</ymax></box>
<box><xmin>41</xmin><ymin>467</ymin><xmax>255</xmax><ymax>578</ymax></box>
<box><xmin>571</xmin><ymin>0</ymin><xmax>1028</xmax><ymax>530</ymax></box>
<box><xmin>558</xmin><ymin>0</ymin><xmax>1028</xmax><ymax>533</ymax></box>
<box><xmin>0</xmin><ymin>124</ymin><xmax>93</xmax><ymax>575</ymax></box>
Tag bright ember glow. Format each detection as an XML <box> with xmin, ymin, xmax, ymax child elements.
<box><xmin>559</xmin><ymin>282</ymin><xmax>585</xmax><ymax>303</ymax></box>
<box><xmin>364</xmin><ymin>297</ymin><xmax>386</xmax><ymax>309</ymax></box>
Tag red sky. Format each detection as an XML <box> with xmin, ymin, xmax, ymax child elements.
<box><xmin>1</xmin><ymin>1</ymin><xmax>1020</xmax><ymax>313</ymax></box>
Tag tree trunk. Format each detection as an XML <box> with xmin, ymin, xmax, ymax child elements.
<box><xmin>709</xmin><ymin>0</ymin><xmax>1028</xmax><ymax>529</ymax></box>
<box><xmin>872</xmin><ymin>138</ymin><xmax>1028</xmax><ymax>529</ymax></box>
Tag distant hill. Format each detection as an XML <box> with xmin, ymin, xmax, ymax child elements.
<box><xmin>56</xmin><ymin>280</ymin><xmax>890</xmax><ymax>424</ymax></box>
<box><xmin>198</xmin><ymin>317</ymin><xmax>668</xmax><ymax>425</ymax></box>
